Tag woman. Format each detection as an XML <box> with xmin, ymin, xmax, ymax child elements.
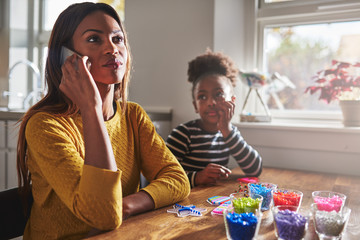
<box><xmin>16</xmin><ymin>2</ymin><xmax>190</xmax><ymax>239</ymax></box>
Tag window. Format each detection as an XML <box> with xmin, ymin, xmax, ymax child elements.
<box><xmin>256</xmin><ymin>0</ymin><xmax>360</xmax><ymax>120</ymax></box>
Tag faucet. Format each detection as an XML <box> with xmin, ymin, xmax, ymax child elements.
<box><xmin>5</xmin><ymin>59</ymin><xmax>42</xmax><ymax>110</ymax></box>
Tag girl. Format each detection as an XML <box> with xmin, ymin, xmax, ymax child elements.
<box><xmin>17</xmin><ymin>3</ymin><xmax>190</xmax><ymax>239</ymax></box>
<box><xmin>166</xmin><ymin>50</ymin><xmax>262</xmax><ymax>188</ymax></box>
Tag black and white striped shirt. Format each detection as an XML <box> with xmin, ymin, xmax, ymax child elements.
<box><xmin>166</xmin><ymin>120</ymin><xmax>262</xmax><ymax>187</ymax></box>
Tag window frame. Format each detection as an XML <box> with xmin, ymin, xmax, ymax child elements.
<box><xmin>255</xmin><ymin>0</ymin><xmax>360</xmax><ymax>121</ymax></box>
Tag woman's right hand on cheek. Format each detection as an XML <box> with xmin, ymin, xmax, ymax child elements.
<box><xmin>60</xmin><ymin>55</ymin><xmax>102</xmax><ymax>110</ymax></box>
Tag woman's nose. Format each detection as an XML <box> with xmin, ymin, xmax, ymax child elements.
<box><xmin>105</xmin><ymin>40</ymin><xmax>119</xmax><ymax>55</ymax></box>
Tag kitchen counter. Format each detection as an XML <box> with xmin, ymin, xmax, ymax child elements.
<box><xmin>0</xmin><ymin>108</ymin><xmax>24</xmax><ymax>121</ymax></box>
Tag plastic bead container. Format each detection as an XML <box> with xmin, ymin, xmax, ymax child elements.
<box><xmin>312</xmin><ymin>191</ymin><xmax>346</xmax><ymax>212</ymax></box>
<box><xmin>272</xmin><ymin>205</ymin><xmax>309</xmax><ymax>240</ymax></box>
<box><xmin>230</xmin><ymin>192</ymin><xmax>263</xmax><ymax>214</ymax></box>
<box><xmin>248</xmin><ymin>182</ymin><xmax>277</xmax><ymax>211</ymax></box>
<box><xmin>223</xmin><ymin>208</ymin><xmax>262</xmax><ymax>240</ymax></box>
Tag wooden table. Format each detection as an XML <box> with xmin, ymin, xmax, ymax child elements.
<box><xmin>87</xmin><ymin>167</ymin><xmax>360</xmax><ymax>239</ymax></box>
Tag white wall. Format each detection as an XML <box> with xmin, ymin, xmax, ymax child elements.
<box><xmin>125</xmin><ymin>0</ymin><xmax>215</xmax><ymax>129</ymax></box>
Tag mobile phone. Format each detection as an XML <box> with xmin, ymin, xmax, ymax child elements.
<box><xmin>60</xmin><ymin>46</ymin><xmax>91</xmax><ymax>69</ymax></box>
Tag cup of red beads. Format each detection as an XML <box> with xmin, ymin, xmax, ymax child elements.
<box><xmin>273</xmin><ymin>188</ymin><xmax>303</xmax><ymax>210</ymax></box>
<box><xmin>248</xmin><ymin>182</ymin><xmax>277</xmax><ymax>211</ymax></box>
<box><xmin>224</xmin><ymin>208</ymin><xmax>262</xmax><ymax>240</ymax></box>
<box><xmin>272</xmin><ymin>205</ymin><xmax>309</xmax><ymax>240</ymax></box>
<box><xmin>311</xmin><ymin>203</ymin><xmax>351</xmax><ymax>240</ymax></box>
<box><xmin>312</xmin><ymin>191</ymin><xmax>346</xmax><ymax>212</ymax></box>
<box><xmin>230</xmin><ymin>192</ymin><xmax>263</xmax><ymax>214</ymax></box>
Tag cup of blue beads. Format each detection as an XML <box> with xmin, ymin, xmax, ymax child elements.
<box><xmin>223</xmin><ymin>208</ymin><xmax>262</xmax><ymax>240</ymax></box>
<box><xmin>248</xmin><ymin>182</ymin><xmax>277</xmax><ymax>211</ymax></box>
<box><xmin>272</xmin><ymin>205</ymin><xmax>309</xmax><ymax>240</ymax></box>
<box><xmin>311</xmin><ymin>203</ymin><xmax>351</xmax><ymax>240</ymax></box>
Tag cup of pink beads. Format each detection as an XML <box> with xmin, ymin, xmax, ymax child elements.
<box><xmin>312</xmin><ymin>191</ymin><xmax>346</xmax><ymax>212</ymax></box>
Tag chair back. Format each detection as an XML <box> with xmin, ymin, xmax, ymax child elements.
<box><xmin>0</xmin><ymin>187</ymin><xmax>33</xmax><ymax>240</ymax></box>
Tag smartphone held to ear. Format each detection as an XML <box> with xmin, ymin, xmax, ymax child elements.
<box><xmin>60</xmin><ymin>47</ymin><xmax>91</xmax><ymax>70</ymax></box>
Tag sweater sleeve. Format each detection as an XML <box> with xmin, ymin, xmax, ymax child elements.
<box><xmin>224</xmin><ymin>125</ymin><xmax>263</xmax><ymax>177</ymax></box>
<box><xmin>131</xmin><ymin>105</ymin><xmax>191</xmax><ymax>208</ymax></box>
<box><xmin>25</xmin><ymin>113</ymin><xmax>123</xmax><ymax>230</ymax></box>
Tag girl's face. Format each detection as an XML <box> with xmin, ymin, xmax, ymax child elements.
<box><xmin>193</xmin><ymin>75</ymin><xmax>233</xmax><ymax>129</ymax></box>
<box><xmin>72</xmin><ymin>11</ymin><xmax>127</xmax><ymax>85</ymax></box>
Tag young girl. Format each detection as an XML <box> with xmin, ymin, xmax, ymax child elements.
<box><xmin>16</xmin><ymin>3</ymin><xmax>190</xmax><ymax>239</ymax></box>
<box><xmin>166</xmin><ymin>50</ymin><xmax>262</xmax><ymax>188</ymax></box>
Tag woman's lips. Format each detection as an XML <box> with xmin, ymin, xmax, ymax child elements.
<box><xmin>103</xmin><ymin>59</ymin><xmax>123</xmax><ymax>69</ymax></box>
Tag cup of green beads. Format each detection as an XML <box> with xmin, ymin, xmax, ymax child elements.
<box><xmin>230</xmin><ymin>192</ymin><xmax>263</xmax><ymax>214</ymax></box>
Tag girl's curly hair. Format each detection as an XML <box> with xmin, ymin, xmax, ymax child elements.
<box><xmin>187</xmin><ymin>49</ymin><xmax>239</xmax><ymax>87</ymax></box>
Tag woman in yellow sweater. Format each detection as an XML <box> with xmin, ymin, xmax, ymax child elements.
<box><xmin>16</xmin><ymin>2</ymin><xmax>190</xmax><ymax>239</ymax></box>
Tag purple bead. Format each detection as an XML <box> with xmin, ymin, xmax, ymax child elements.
<box><xmin>274</xmin><ymin>210</ymin><xmax>307</xmax><ymax>240</ymax></box>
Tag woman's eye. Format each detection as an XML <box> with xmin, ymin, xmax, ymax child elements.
<box><xmin>87</xmin><ymin>35</ymin><xmax>100</xmax><ymax>43</ymax></box>
<box><xmin>113</xmin><ymin>35</ymin><xmax>124</xmax><ymax>44</ymax></box>
<box><xmin>215</xmin><ymin>92</ymin><xmax>225</xmax><ymax>98</ymax></box>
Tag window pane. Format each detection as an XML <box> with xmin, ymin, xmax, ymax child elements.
<box><xmin>263</xmin><ymin>21</ymin><xmax>360</xmax><ymax>111</ymax></box>
<box><xmin>44</xmin><ymin>0</ymin><xmax>125</xmax><ymax>31</ymax></box>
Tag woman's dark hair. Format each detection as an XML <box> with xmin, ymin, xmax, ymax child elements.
<box><xmin>16</xmin><ymin>2</ymin><xmax>132</xmax><ymax>208</ymax></box>
<box><xmin>187</xmin><ymin>49</ymin><xmax>239</xmax><ymax>99</ymax></box>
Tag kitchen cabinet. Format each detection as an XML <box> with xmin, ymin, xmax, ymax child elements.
<box><xmin>0</xmin><ymin>118</ymin><xmax>21</xmax><ymax>191</ymax></box>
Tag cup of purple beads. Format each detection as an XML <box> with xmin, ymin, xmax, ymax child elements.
<box><xmin>248</xmin><ymin>182</ymin><xmax>277</xmax><ymax>211</ymax></box>
<box><xmin>272</xmin><ymin>205</ymin><xmax>309</xmax><ymax>240</ymax></box>
<box><xmin>311</xmin><ymin>203</ymin><xmax>351</xmax><ymax>240</ymax></box>
<box><xmin>223</xmin><ymin>208</ymin><xmax>262</xmax><ymax>240</ymax></box>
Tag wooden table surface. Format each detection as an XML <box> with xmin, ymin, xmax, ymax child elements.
<box><xmin>86</xmin><ymin>167</ymin><xmax>360</xmax><ymax>240</ymax></box>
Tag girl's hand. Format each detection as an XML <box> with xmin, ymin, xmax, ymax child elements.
<box><xmin>60</xmin><ymin>54</ymin><xmax>102</xmax><ymax>111</ymax></box>
<box><xmin>195</xmin><ymin>163</ymin><xmax>232</xmax><ymax>186</ymax></box>
<box><xmin>216</xmin><ymin>96</ymin><xmax>236</xmax><ymax>138</ymax></box>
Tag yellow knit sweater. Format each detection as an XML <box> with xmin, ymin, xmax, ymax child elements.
<box><xmin>23</xmin><ymin>101</ymin><xmax>190</xmax><ymax>239</ymax></box>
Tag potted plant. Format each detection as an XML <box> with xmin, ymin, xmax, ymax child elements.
<box><xmin>305</xmin><ymin>60</ymin><xmax>360</xmax><ymax>126</ymax></box>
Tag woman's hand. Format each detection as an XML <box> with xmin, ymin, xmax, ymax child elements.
<box><xmin>195</xmin><ymin>163</ymin><xmax>232</xmax><ymax>186</ymax></box>
<box><xmin>60</xmin><ymin>54</ymin><xmax>101</xmax><ymax>111</ymax></box>
<box><xmin>216</xmin><ymin>96</ymin><xmax>236</xmax><ymax>138</ymax></box>
<box><xmin>122</xmin><ymin>191</ymin><xmax>155</xmax><ymax>220</ymax></box>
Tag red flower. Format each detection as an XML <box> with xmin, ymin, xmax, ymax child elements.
<box><xmin>306</xmin><ymin>60</ymin><xmax>360</xmax><ymax>103</ymax></box>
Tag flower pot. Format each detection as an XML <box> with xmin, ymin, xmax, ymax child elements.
<box><xmin>339</xmin><ymin>100</ymin><xmax>360</xmax><ymax>127</ymax></box>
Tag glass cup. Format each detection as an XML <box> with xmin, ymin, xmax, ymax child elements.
<box><xmin>272</xmin><ymin>205</ymin><xmax>309</xmax><ymax>240</ymax></box>
<box><xmin>273</xmin><ymin>188</ymin><xmax>303</xmax><ymax>210</ymax></box>
<box><xmin>312</xmin><ymin>191</ymin><xmax>346</xmax><ymax>212</ymax></box>
<box><xmin>248</xmin><ymin>182</ymin><xmax>277</xmax><ymax>211</ymax></box>
<box><xmin>230</xmin><ymin>192</ymin><xmax>263</xmax><ymax>214</ymax></box>
<box><xmin>311</xmin><ymin>203</ymin><xmax>351</xmax><ymax>240</ymax></box>
<box><xmin>224</xmin><ymin>208</ymin><xmax>262</xmax><ymax>240</ymax></box>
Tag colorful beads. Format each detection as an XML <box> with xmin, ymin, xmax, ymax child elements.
<box><xmin>313</xmin><ymin>208</ymin><xmax>351</xmax><ymax>237</ymax></box>
<box><xmin>232</xmin><ymin>196</ymin><xmax>262</xmax><ymax>214</ymax></box>
<box><xmin>273</xmin><ymin>189</ymin><xmax>303</xmax><ymax>207</ymax></box>
<box><xmin>273</xmin><ymin>209</ymin><xmax>307</xmax><ymax>240</ymax></box>
<box><xmin>225</xmin><ymin>212</ymin><xmax>258</xmax><ymax>240</ymax></box>
<box><xmin>314</xmin><ymin>195</ymin><xmax>344</xmax><ymax>212</ymax></box>
<box><xmin>248</xmin><ymin>183</ymin><xmax>277</xmax><ymax>211</ymax></box>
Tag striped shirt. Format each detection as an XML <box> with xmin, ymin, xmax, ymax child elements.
<box><xmin>166</xmin><ymin>120</ymin><xmax>262</xmax><ymax>187</ymax></box>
